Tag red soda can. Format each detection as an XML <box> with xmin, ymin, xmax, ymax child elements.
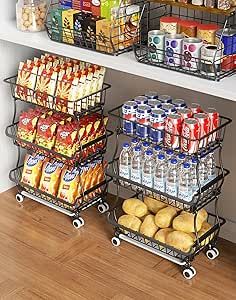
<box><xmin>190</xmin><ymin>103</ymin><xmax>203</xmax><ymax>114</ymax></box>
<box><xmin>206</xmin><ymin>108</ymin><xmax>220</xmax><ymax>142</ymax></box>
<box><xmin>194</xmin><ymin>113</ymin><xmax>210</xmax><ymax>148</ymax></box>
<box><xmin>181</xmin><ymin>118</ymin><xmax>200</xmax><ymax>154</ymax></box>
<box><xmin>164</xmin><ymin>113</ymin><xmax>182</xmax><ymax>149</ymax></box>
<box><xmin>177</xmin><ymin>108</ymin><xmax>193</xmax><ymax>120</ymax></box>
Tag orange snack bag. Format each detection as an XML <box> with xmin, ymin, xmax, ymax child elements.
<box><xmin>39</xmin><ymin>160</ymin><xmax>64</xmax><ymax>197</ymax></box>
<box><xmin>17</xmin><ymin>109</ymin><xmax>41</xmax><ymax>142</ymax></box>
<box><xmin>57</xmin><ymin>167</ymin><xmax>81</xmax><ymax>204</ymax></box>
<box><xmin>21</xmin><ymin>154</ymin><xmax>46</xmax><ymax>188</ymax></box>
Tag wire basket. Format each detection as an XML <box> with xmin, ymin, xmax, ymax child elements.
<box><xmin>133</xmin><ymin>1</ymin><xmax>236</xmax><ymax>81</ymax></box>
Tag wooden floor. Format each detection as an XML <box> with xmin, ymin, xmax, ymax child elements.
<box><xmin>0</xmin><ymin>188</ymin><xmax>235</xmax><ymax>300</ymax></box>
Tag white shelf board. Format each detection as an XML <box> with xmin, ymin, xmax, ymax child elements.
<box><xmin>1</xmin><ymin>19</ymin><xmax>236</xmax><ymax>101</ymax></box>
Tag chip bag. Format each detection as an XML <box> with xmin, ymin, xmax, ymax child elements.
<box><xmin>17</xmin><ymin>109</ymin><xmax>40</xmax><ymax>142</ymax></box>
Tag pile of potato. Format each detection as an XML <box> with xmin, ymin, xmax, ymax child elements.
<box><xmin>118</xmin><ymin>197</ymin><xmax>213</xmax><ymax>253</ymax></box>
<box><xmin>16</xmin><ymin>1</ymin><xmax>47</xmax><ymax>32</ymax></box>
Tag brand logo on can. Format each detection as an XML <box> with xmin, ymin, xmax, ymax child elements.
<box><xmin>181</xmin><ymin>118</ymin><xmax>200</xmax><ymax>154</ymax></box>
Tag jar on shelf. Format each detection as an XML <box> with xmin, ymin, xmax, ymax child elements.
<box><xmin>217</xmin><ymin>0</ymin><xmax>231</xmax><ymax>9</ymax></box>
<box><xmin>160</xmin><ymin>16</ymin><xmax>180</xmax><ymax>34</ymax></box>
<box><xmin>178</xmin><ymin>20</ymin><xmax>199</xmax><ymax>38</ymax></box>
<box><xmin>16</xmin><ymin>0</ymin><xmax>48</xmax><ymax>32</ymax></box>
<box><xmin>192</xmin><ymin>0</ymin><xmax>204</xmax><ymax>6</ymax></box>
<box><xmin>197</xmin><ymin>23</ymin><xmax>220</xmax><ymax>44</ymax></box>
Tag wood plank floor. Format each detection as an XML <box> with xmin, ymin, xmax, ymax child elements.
<box><xmin>0</xmin><ymin>188</ymin><xmax>235</xmax><ymax>300</ymax></box>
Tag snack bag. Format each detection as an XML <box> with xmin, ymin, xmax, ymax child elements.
<box><xmin>17</xmin><ymin>109</ymin><xmax>41</xmax><ymax>142</ymax></box>
<box><xmin>39</xmin><ymin>160</ymin><xmax>64</xmax><ymax>196</ymax></box>
<box><xmin>21</xmin><ymin>154</ymin><xmax>46</xmax><ymax>188</ymax></box>
<box><xmin>57</xmin><ymin>166</ymin><xmax>81</xmax><ymax>204</ymax></box>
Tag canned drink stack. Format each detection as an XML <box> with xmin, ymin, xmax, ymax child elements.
<box><xmin>145</xmin><ymin>91</ymin><xmax>159</xmax><ymax>99</ymax></box>
<box><xmin>164</xmin><ymin>113</ymin><xmax>182</xmax><ymax>149</ymax></box>
<box><xmin>136</xmin><ymin>105</ymin><xmax>152</xmax><ymax>138</ymax></box>
<box><xmin>122</xmin><ymin>101</ymin><xmax>138</xmax><ymax>135</ymax></box>
<box><xmin>181</xmin><ymin>118</ymin><xmax>200</xmax><ymax>154</ymax></box>
<box><xmin>148</xmin><ymin>99</ymin><xmax>162</xmax><ymax>109</ymax></box>
<box><xmin>162</xmin><ymin>103</ymin><xmax>177</xmax><ymax>115</ymax></box>
<box><xmin>134</xmin><ymin>96</ymin><xmax>148</xmax><ymax>106</ymax></box>
<box><xmin>158</xmin><ymin>94</ymin><xmax>172</xmax><ymax>103</ymax></box>
<box><xmin>149</xmin><ymin>109</ymin><xmax>166</xmax><ymax>143</ymax></box>
<box><xmin>195</xmin><ymin>113</ymin><xmax>210</xmax><ymax>148</ymax></box>
<box><xmin>206</xmin><ymin>108</ymin><xmax>220</xmax><ymax>143</ymax></box>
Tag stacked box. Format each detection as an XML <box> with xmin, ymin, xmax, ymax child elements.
<box><xmin>50</xmin><ymin>8</ymin><xmax>65</xmax><ymax>42</ymax></box>
<box><xmin>59</xmin><ymin>0</ymin><xmax>73</xmax><ymax>9</ymax></box>
<box><xmin>96</xmin><ymin>18</ymin><xmax>119</xmax><ymax>53</ymax></box>
<box><xmin>62</xmin><ymin>9</ymin><xmax>80</xmax><ymax>44</ymax></box>
<box><xmin>72</xmin><ymin>0</ymin><xmax>82</xmax><ymax>10</ymax></box>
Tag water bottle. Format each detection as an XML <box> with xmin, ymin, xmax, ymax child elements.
<box><xmin>153</xmin><ymin>145</ymin><xmax>164</xmax><ymax>162</ymax></box>
<box><xmin>131</xmin><ymin>146</ymin><xmax>142</xmax><ymax>184</ymax></box>
<box><xmin>178</xmin><ymin>162</ymin><xmax>192</xmax><ymax>202</ymax></box>
<box><xmin>191</xmin><ymin>157</ymin><xmax>199</xmax><ymax>195</ymax></box>
<box><xmin>119</xmin><ymin>142</ymin><xmax>131</xmax><ymax>180</ymax></box>
<box><xmin>141</xmin><ymin>141</ymin><xmax>150</xmax><ymax>158</ymax></box>
<box><xmin>177</xmin><ymin>153</ymin><xmax>186</xmax><ymax>171</ymax></box>
<box><xmin>154</xmin><ymin>154</ymin><xmax>166</xmax><ymax>193</ymax></box>
<box><xmin>142</xmin><ymin>150</ymin><xmax>154</xmax><ymax>188</ymax></box>
<box><xmin>199</xmin><ymin>156</ymin><xmax>208</xmax><ymax>185</ymax></box>
<box><xmin>166</xmin><ymin>158</ymin><xmax>178</xmax><ymax>197</ymax></box>
<box><xmin>206</xmin><ymin>151</ymin><xmax>217</xmax><ymax>181</ymax></box>
<box><xmin>130</xmin><ymin>138</ymin><xmax>139</xmax><ymax>156</ymax></box>
<box><xmin>166</xmin><ymin>149</ymin><xmax>174</xmax><ymax>166</ymax></box>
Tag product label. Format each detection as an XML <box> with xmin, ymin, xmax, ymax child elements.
<box><xmin>131</xmin><ymin>169</ymin><xmax>142</xmax><ymax>184</ymax></box>
<box><xmin>119</xmin><ymin>166</ymin><xmax>130</xmax><ymax>179</ymax></box>
<box><xmin>142</xmin><ymin>174</ymin><xmax>153</xmax><ymax>188</ymax></box>
<box><xmin>154</xmin><ymin>178</ymin><xmax>165</xmax><ymax>193</ymax></box>
<box><xmin>166</xmin><ymin>182</ymin><xmax>177</xmax><ymax>197</ymax></box>
<box><xmin>178</xmin><ymin>187</ymin><xmax>192</xmax><ymax>202</ymax></box>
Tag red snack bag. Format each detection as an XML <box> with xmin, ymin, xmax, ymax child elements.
<box><xmin>17</xmin><ymin>110</ymin><xmax>41</xmax><ymax>142</ymax></box>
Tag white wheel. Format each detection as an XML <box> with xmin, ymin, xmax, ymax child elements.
<box><xmin>206</xmin><ymin>248</ymin><xmax>219</xmax><ymax>260</ymax></box>
<box><xmin>183</xmin><ymin>267</ymin><xmax>196</xmax><ymax>280</ymax></box>
<box><xmin>16</xmin><ymin>193</ymin><xmax>24</xmax><ymax>203</ymax></box>
<box><xmin>111</xmin><ymin>237</ymin><xmax>121</xmax><ymax>247</ymax></box>
<box><xmin>72</xmin><ymin>217</ymin><xmax>85</xmax><ymax>229</ymax></box>
<box><xmin>98</xmin><ymin>202</ymin><xmax>109</xmax><ymax>214</ymax></box>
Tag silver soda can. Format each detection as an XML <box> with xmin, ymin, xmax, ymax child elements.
<box><xmin>134</xmin><ymin>95</ymin><xmax>148</xmax><ymax>105</ymax></box>
<box><xmin>182</xmin><ymin>38</ymin><xmax>203</xmax><ymax>71</ymax></box>
<box><xmin>145</xmin><ymin>91</ymin><xmax>158</xmax><ymax>99</ymax></box>
<box><xmin>148</xmin><ymin>30</ymin><xmax>165</xmax><ymax>63</ymax></box>
<box><xmin>158</xmin><ymin>94</ymin><xmax>172</xmax><ymax>103</ymax></box>
<box><xmin>147</xmin><ymin>99</ymin><xmax>162</xmax><ymax>109</ymax></box>
<box><xmin>172</xmin><ymin>98</ymin><xmax>187</xmax><ymax>108</ymax></box>
<box><xmin>165</xmin><ymin>34</ymin><xmax>184</xmax><ymax>67</ymax></box>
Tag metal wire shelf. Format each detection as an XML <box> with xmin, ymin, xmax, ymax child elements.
<box><xmin>4</xmin><ymin>75</ymin><xmax>111</xmax><ymax>117</ymax></box>
<box><xmin>134</xmin><ymin>1</ymin><xmax>236</xmax><ymax>81</ymax></box>
<box><xmin>45</xmin><ymin>0</ymin><xmax>145</xmax><ymax>56</ymax></box>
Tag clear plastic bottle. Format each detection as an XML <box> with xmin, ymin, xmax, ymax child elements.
<box><xmin>206</xmin><ymin>151</ymin><xmax>217</xmax><ymax>181</ymax></box>
<box><xmin>119</xmin><ymin>142</ymin><xmax>131</xmax><ymax>180</ymax></box>
<box><xmin>131</xmin><ymin>146</ymin><xmax>142</xmax><ymax>184</ymax></box>
<box><xmin>130</xmin><ymin>138</ymin><xmax>139</xmax><ymax>155</ymax></box>
<box><xmin>166</xmin><ymin>149</ymin><xmax>174</xmax><ymax>166</ymax></box>
<box><xmin>166</xmin><ymin>158</ymin><xmax>178</xmax><ymax>197</ymax></box>
<box><xmin>141</xmin><ymin>141</ymin><xmax>151</xmax><ymax>158</ymax></box>
<box><xmin>177</xmin><ymin>153</ymin><xmax>186</xmax><ymax>171</ymax></box>
<box><xmin>142</xmin><ymin>150</ymin><xmax>154</xmax><ymax>188</ymax></box>
<box><xmin>199</xmin><ymin>156</ymin><xmax>208</xmax><ymax>185</ymax></box>
<box><xmin>154</xmin><ymin>153</ymin><xmax>166</xmax><ymax>193</ymax></box>
<box><xmin>178</xmin><ymin>162</ymin><xmax>192</xmax><ymax>202</ymax></box>
<box><xmin>153</xmin><ymin>145</ymin><xmax>164</xmax><ymax>161</ymax></box>
<box><xmin>191</xmin><ymin>157</ymin><xmax>199</xmax><ymax>195</ymax></box>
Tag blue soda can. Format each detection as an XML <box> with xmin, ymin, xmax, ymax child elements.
<box><xmin>148</xmin><ymin>99</ymin><xmax>162</xmax><ymax>109</ymax></box>
<box><xmin>162</xmin><ymin>103</ymin><xmax>177</xmax><ymax>115</ymax></box>
<box><xmin>158</xmin><ymin>94</ymin><xmax>172</xmax><ymax>103</ymax></box>
<box><xmin>122</xmin><ymin>101</ymin><xmax>138</xmax><ymax>134</ymax></box>
<box><xmin>134</xmin><ymin>96</ymin><xmax>148</xmax><ymax>105</ymax></box>
<box><xmin>172</xmin><ymin>98</ymin><xmax>187</xmax><ymax>108</ymax></box>
<box><xmin>149</xmin><ymin>109</ymin><xmax>166</xmax><ymax>142</ymax></box>
<box><xmin>145</xmin><ymin>91</ymin><xmax>159</xmax><ymax>99</ymax></box>
<box><xmin>136</xmin><ymin>105</ymin><xmax>151</xmax><ymax>138</ymax></box>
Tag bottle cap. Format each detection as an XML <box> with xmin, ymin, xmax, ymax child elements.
<box><xmin>154</xmin><ymin>145</ymin><xmax>162</xmax><ymax>151</ymax></box>
<box><xmin>134</xmin><ymin>146</ymin><xmax>141</xmax><ymax>152</ymax></box>
<box><xmin>123</xmin><ymin>142</ymin><xmax>130</xmax><ymax>148</ymax></box>
<box><xmin>183</xmin><ymin>162</ymin><xmax>191</xmax><ymax>168</ymax></box>
<box><xmin>146</xmin><ymin>150</ymin><xmax>153</xmax><ymax>156</ymax></box>
<box><xmin>191</xmin><ymin>157</ymin><xmax>198</xmax><ymax>164</ymax></box>
<box><xmin>170</xmin><ymin>158</ymin><xmax>178</xmax><ymax>164</ymax></box>
<box><xmin>131</xmin><ymin>138</ymin><xmax>139</xmax><ymax>144</ymax></box>
<box><xmin>142</xmin><ymin>141</ymin><xmax>150</xmax><ymax>147</ymax></box>
<box><xmin>158</xmin><ymin>154</ymin><xmax>165</xmax><ymax>160</ymax></box>
<box><xmin>166</xmin><ymin>149</ymin><xmax>174</xmax><ymax>155</ymax></box>
<box><xmin>178</xmin><ymin>153</ymin><xmax>186</xmax><ymax>160</ymax></box>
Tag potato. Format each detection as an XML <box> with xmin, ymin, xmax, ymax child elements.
<box><xmin>198</xmin><ymin>221</ymin><xmax>213</xmax><ymax>246</ymax></box>
<box><xmin>144</xmin><ymin>196</ymin><xmax>167</xmax><ymax>214</ymax></box>
<box><xmin>118</xmin><ymin>214</ymin><xmax>142</xmax><ymax>232</ymax></box>
<box><xmin>173</xmin><ymin>209</ymin><xmax>208</xmax><ymax>233</ymax></box>
<box><xmin>154</xmin><ymin>206</ymin><xmax>178</xmax><ymax>228</ymax></box>
<box><xmin>122</xmin><ymin>198</ymin><xmax>148</xmax><ymax>218</ymax></box>
<box><xmin>154</xmin><ymin>228</ymin><xmax>173</xmax><ymax>244</ymax></box>
<box><xmin>166</xmin><ymin>230</ymin><xmax>194</xmax><ymax>253</ymax></box>
<box><xmin>140</xmin><ymin>215</ymin><xmax>159</xmax><ymax>238</ymax></box>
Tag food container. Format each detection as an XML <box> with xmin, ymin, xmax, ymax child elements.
<box><xmin>200</xmin><ymin>44</ymin><xmax>222</xmax><ymax>76</ymax></box>
<box><xmin>160</xmin><ymin>16</ymin><xmax>180</xmax><ymax>34</ymax></box>
<box><xmin>177</xmin><ymin>0</ymin><xmax>189</xmax><ymax>3</ymax></box>
<box><xmin>165</xmin><ymin>33</ymin><xmax>184</xmax><ymax>67</ymax></box>
<box><xmin>216</xmin><ymin>28</ymin><xmax>236</xmax><ymax>55</ymax></box>
<box><xmin>217</xmin><ymin>0</ymin><xmax>231</xmax><ymax>9</ymax></box>
<box><xmin>178</xmin><ymin>20</ymin><xmax>199</xmax><ymax>38</ymax></box>
<box><xmin>192</xmin><ymin>0</ymin><xmax>204</xmax><ymax>5</ymax></box>
<box><xmin>16</xmin><ymin>0</ymin><xmax>48</xmax><ymax>32</ymax></box>
<box><xmin>148</xmin><ymin>30</ymin><xmax>165</xmax><ymax>63</ymax></box>
<box><xmin>197</xmin><ymin>23</ymin><xmax>220</xmax><ymax>44</ymax></box>
<box><xmin>204</xmin><ymin>0</ymin><xmax>216</xmax><ymax>7</ymax></box>
<box><xmin>182</xmin><ymin>38</ymin><xmax>203</xmax><ymax>71</ymax></box>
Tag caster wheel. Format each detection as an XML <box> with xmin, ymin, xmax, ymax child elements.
<box><xmin>183</xmin><ymin>267</ymin><xmax>196</xmax><ymax>280</ymax></box>
<box><xmin>206</xmin><ymin>247</ymin><xmax>219</xmax><ymax>260</ymax></box>
<box><xmin>16</xmin><ymin>193</ymin><xmax>24</xmax><ymax>203</ymax></box>
<box><xmin>111</xmin><ymin>237</ymin><xmax>121</xmax><ymax>247</ymax></box>
<box><xmin>98</xmin><ymin>202</ymin><xmax>109</xmax><ymax>214</ymax></box>
<box><xmin>72</xmin><ymin>217</ymin><xmax>85</xmax><ymax>229</ymax></box>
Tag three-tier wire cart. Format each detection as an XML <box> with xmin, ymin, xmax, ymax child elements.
<box><xmin>106</xmin><ymin>100</ymin><xmax>231</xmax><ymax>279</ymax></box>
<box><xmin>4</xmin><ymin>73</ymin><xmax>112</xmax><ymax>229</ymax></box>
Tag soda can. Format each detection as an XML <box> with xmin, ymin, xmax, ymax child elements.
<box><xmin>145</xmin><ymin>91</ymin><xmax>159</xmax><ymax>99</ymax></box>
<box><xmin>165</xmin><ymin>33</ymin><xmax>184</xmax><ymax>67</ymax></box>
<box><xmin>177</xmin><ymin>108</ymin><xmax>193</xmax><ymax>120</ymax></box>
<box><xmin>148</xmin><ymin>99</ymin><xmax>162</xmax><ymax>109</ymax></box>
<box><xmin>164</xmin><ymin>113</ymin><xmax>182</xmax><ymax>149</ymax></box>
<box><xmin>206</xmin><ymin>108</ymin><xmax>220</xmax><ymax>142</ymax></box>
<box><xmin>122</xmin><ymin>101</ymin><xmax>138</xmax><ymax>134</ymax></box>
<box><xmin>172</xmin><ymin>98</ymin><xmax>187</xmax><ymax>108</ymax></box>
<box><xmin>195</xmin><ymin>113</ymin><xmax>210</xmax><ymax>148</ymax></box>
<box><xmin>182</xmin><ymin>38</ymin><xmax>203</xmax><ymax>71</ymax></box>
<box><xmin>181</xmin><ymin>118</ymin><xmax>200</xmax><ymax>154</ymax></box>
<box><xmin>190</xmin><ymin>103</ymin><xmax>203</xmax><ymax>114</ymax></box>
<box><xmin>134</xmin><ymin>96</ymin><xmax>148</xmax><ymax>106</ymax></box>
<box><xmin>158</xmin><ymin>94</ymin><xmax>172</xmax><ymax>103</ymax></box>
<box><xmin>149</xmin><ymin>109</ymin><xmax>166</xmax><ymax>142</ymax></box>
<box><xmin>136</xmin><ymin>105</ymin><xmax>152</xmax><ymax>138</ymax></box>
<box><xmin>148</xmin><ymin>30</ymin><xmax>165</xmax><ymax>63</ymax></box>
<box><xmin>162</xmin><ymin>103</ymin><xmax>177</xmax><ymax>115</ymax></box>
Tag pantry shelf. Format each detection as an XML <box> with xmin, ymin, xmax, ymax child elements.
<box><xmin>1</xmin><ymin>19</ymin><xmax>236</xmax><ymax>101</ymax></box>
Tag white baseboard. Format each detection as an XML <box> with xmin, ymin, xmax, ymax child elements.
<box><xmin>220</xmin><ymin>219</ymin><xmax>236</xmax><ymax>244</ymax></box>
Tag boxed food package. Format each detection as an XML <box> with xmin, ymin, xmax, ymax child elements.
<box><xmin>91</xmin><ymin>0</ymin><xmax>101</xmax><ymax>16</ymax></box>
<box><xmin>62</xmin><ymin>9</ymin><xmax>80</xmax><ymax>44</ymax></box>
<box><xmin>72</xmin><ymin>0</ymin><xmax>82</xmax><ymax>10</ymax></box>
<box><xmin>82</xmin><ymin>0</ymin><xmax>92</xmax><ymax>12</ymax></box>
<box><xmin>50</xmin><ymin>8</ymin><xmax>65</xmax><ymax>42</ymax></box>
<box><xmin>59</xmin><ymin>0</ymin><xmax>73</xmax><ymax>9</ymax></box>
<box><xmin>96</xmin><ymin>18</ymin><xmax>119</xmax><ymax>53</ymax></box>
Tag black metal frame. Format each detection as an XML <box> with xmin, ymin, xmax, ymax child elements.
<box><xmin>45</xmin><ymin>0</ymin><xmax>145</xmax><ymax>56</ymax></box>
<box><xmin>133</xmin><ymin>1</ymin><xmax>236</xmax><ymax>81</ymax></box>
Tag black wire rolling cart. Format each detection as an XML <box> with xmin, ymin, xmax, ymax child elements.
<box><xmin>4</xmin><ymin>72</ymin><xmax>113</xmax><ymax>229</ymax></box>
<box><xmin>133</xmin><ymin>0</ymin><xmax>236</xmax><ymax>81</ymax></box>
<box><xmin>106</xmin><ymin>99</ymin><xmax>231</xmax><ymax>279</ymax></box>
